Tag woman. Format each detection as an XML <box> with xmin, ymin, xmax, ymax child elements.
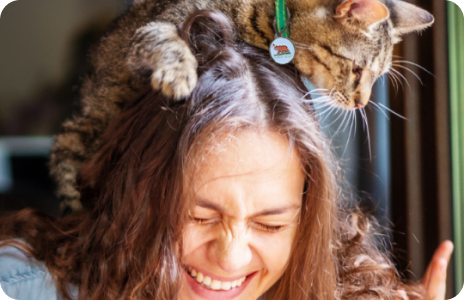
<box><xmin>0</xmin><ymin>10</ymin><xmax>452</xmax><ymax>300</ymax></box>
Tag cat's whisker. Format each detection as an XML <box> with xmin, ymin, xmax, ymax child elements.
<box><xmin>316</xmin><ymin>88</ymin><xmax>339</xmax><ymax>122</ymax></box>
<box><xmin>314</xmin><ymin>101</ymin><xmax>339</xmax><ymax>111</ymax></box>
<box><xmin>303</xmin><ymin>95</ymin><xmax>332</xmax><ymax>103</ymax></box>
<box><xmin>319</xmin><ymin>98</ymin><xmax>340</xmax><ymax>116</ymax></box>
<box><xmin>360</xmin><ymin>108</ymin><xmax>372</xmax><ymax>161</ymax></box>
<box><xmin>316</xmin><ymin>96</ymin><xmax>337</xmax><ymax>104</ymax></box>
<box><xmin>391</xmin><ymin>64</ymin><xmax>423</xmax><ymax>85</ymax></box>
<box><xmin>306</xmin><ymin>99</ymin><xmax>338</xmax><ymax>113</ymax></box>
<box><xmin>387</xmin><ymin>68</ymin><xmax>401</xmax><ymax>88</ymax></box>
<box><xmin>302</xmin><ymin>88</ymin><xmax>328</xmax><ymax>98</ymax></box>
<box><xmin>378</xmin><ymin>102</ymin><xmax>407</xmax><ymax>120</ymax></box>
<box><xmin>392</xmin><ymin>60</ymin><xmax>435</xmax><ymax>77</ymax></box>
<box><xmin>360</xmin><ymin>108</ymin><xmax>366</xmax><ymax>131</ymax></box>
<box><xmin>367</xmin><ymin>104</ymin><xmax>375</xmax><ymax>115</ymax></box>
<box><xmin>316</xmin><ymin>108</ymin><xmax>332</xmax><ymax>120</ymax></box>
<box><xmin>316</xmin><ymin>100</ymin><xmax>339</xmax><ymax>119</ymax></box>
<box><xmin>388</xmin><ymin>67</ymin><xmax>402</xmax><ymax>86</ymax></box>
<box><xmin>304</xmin><ymin>98</ymin><xmax>329</xmax><ymax>104</ymax></box>
<box><xmin>328</xmin><ymin>88</ymin><xmax>337</xmax><ymax>102</ymax></box>
<box><xmin>305</xmin><ymin>88</ymin><xmax>329</xmax><ymax>96</ymax></box>
<box><xmin>390</xmin><ymin>67</ymin><xmax>410</xmax><ymax>90</ymax></box>
<box><xmin>344</xmin><ymin>110</ymin><xmax>355</xmax><ymax>133</ymax></box>
<box><xmin>340</xmin><ymin>110</ymin><xmax>352</xmax><ymax>136</ymax></box>
<box><xmin>313</xmin><ymin>97</ymin><xmax>337</xmax><ymax>109</ymax></box>
<box><xmin>380</xmin><ymin>74</ymin><xmax>386</xmax><ymax>85</ymax></box>
<box><xmin>334</xmin><ymin>108</ymin><xmax>351</xmax><ymax>137</ymax></box>
<box><xmin>314</xmin><ymin>103</ymin><xmax>338</xmax><ymax>116</ymax></box>
<box><xmin>387</xmin><ymin>72</ymin><xmax>400</xmax><ymax>94</ymax></box>
<box><xmin>319</xmin><ymin>103</ymin><xmax>340</xmax><ymax>124</ymax></box>
<box><xmin>324</xmin><ymin>106</ymin><xmax>346</xmax><ymax>128</ymax></box>
<box><xmin>313</xmin><ymin>90</ymin><xmax>332</xmax><ymax>100</ymax></box>
<box><xmin>332</xmin><ymin>110</ymin><xmax>347</xmax><ymax>136</ymax></box>
<box><xmin>342</xmin><ymin>110</ymin><xmax>356</xmax><ymax>157</ymax></box>
<box><xmin>369</xmin><ymin>101</ymin><xmax>390</xmax><ymax>120</ymax></box>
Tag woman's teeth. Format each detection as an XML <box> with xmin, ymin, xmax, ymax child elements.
<box><xmin>187</xmin><ymin>267</ymin><xmax>246</xmax><ymax>291</ymax></box>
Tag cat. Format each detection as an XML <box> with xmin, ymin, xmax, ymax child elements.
<box><xmin>50</xmin><ymin>0</ymin><xmax>433</xmax><ymax>214</ymax></box>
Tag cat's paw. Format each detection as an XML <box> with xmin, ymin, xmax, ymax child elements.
<box><xmin>127</xmin><ymin>22</ymin><xmax>198</xmax><ymax>100</ymax></box>
<box><xmin>150</xmin><ymin>48</ymin><xmax>198</xmax><ymax>99</ymax></box>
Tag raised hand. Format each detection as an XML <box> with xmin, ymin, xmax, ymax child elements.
<box><xmin>421</xmin><ymin>240</ymin><xmax>454</xmax><ymax>300</ymax></box>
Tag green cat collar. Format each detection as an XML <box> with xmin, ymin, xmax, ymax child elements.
<box><xmin>275</xmin><ymin>0</ymin><xmax>289</xmax><ymax>38</ymax></box>
<box><xmin>270</xmin><ymin>0</ymin><xmax>295</xmax><ymax>64</ymax></box>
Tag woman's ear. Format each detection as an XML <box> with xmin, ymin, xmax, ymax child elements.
<box><xmin>334</xmin><ymin>0</ymin><xmax>390</xmax><ymax>27</ymax></box>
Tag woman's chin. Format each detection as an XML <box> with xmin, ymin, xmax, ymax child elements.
<box><xmin>180</xmin><ymin>268</ymin><xmax>259</xmax><ymax>300</ymax></box>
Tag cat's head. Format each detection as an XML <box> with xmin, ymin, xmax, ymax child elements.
<box><xmin>290</xmin><ymin>0</ymin><xmax>433</xmax><ymax>109</ymax></box>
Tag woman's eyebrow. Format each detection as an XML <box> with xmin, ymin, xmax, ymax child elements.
<box><xmin>251</xmin><ymin>205</ymin><xmax>301</xmax><ymax>218</ymax></box>
<box><xmin>195</xmin><ymin>199</ymin><xmax>300</xmax><ymax>217</ymax></box>
<box><xmin>195</xmin><ymin>199</ymin><xmax>225</xmax><ymax>213</ymax></box>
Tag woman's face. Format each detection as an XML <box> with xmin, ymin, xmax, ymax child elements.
<box><xmin>180</xmin><ymin>129</ymin><xmax>305</xmax><ymax>300</ymax></box>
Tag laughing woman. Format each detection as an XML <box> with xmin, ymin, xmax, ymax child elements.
<box><xmin>0</xmin><ymin>10</ymin><xmax>452</xmax><ymax>300</ymax></box>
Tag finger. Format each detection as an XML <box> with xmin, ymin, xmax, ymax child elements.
<box><xmin>422</xmin><ymin>259</ymin><xmax>433</xmax><ymax>287</ymax></box>
<box><xmin>422</xmin><ymin>241</ymin><xmax>454</xmax><ymax>286</ymax></box>
<box><xmin>426</xmin><ymin>258</ymin><xmax>448</xmax><ymax>300</ymax></box>
<box><xmin>434</xmin><ymin>240</ymin><xmax>454</xmax><ymax>263</ymax></box>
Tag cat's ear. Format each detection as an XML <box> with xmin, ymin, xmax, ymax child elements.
<box><xmin>334</xmin><ymin>0</ymin><xmax>390</xmax><ymax>27</ymax></box>
<box><xmin>387</xmin><ymin>0</ymin><xmax>434</xmax><ymax>35</ymax></box>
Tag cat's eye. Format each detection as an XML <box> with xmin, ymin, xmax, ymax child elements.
<box><xmin>352</xmin><ymin>66</ymin><xmax>363</xmax><ymax>82</ymax></box>
<box><xmin>351</xmin><ymin>65</ymin><xmax>362</xmax><ymax>85</ymax></box>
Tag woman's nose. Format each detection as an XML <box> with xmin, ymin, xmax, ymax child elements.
<box><xmin>209</xmin><ymin>226</ymin><xmax>252</xmax><ymax>273</ymax></box>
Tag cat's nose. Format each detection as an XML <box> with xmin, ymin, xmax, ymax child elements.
<box><xmin>354</xmin><ymin>101</ymin><xmax>365</xmax><ymax>109</ymax></box>
<box><xmin>353</xmin><ymin>91</ymin><xmax>370</xmax><ymax>108</ymax></box>
<box><xmin>354</xmin><ymin>98</ymin><xmax>367</xmax><ymax>109</ymax></box>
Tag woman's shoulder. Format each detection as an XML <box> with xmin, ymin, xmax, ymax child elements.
<box><xmin>0</xmin><ymin>239</ymin><xmax>77</xmax><ymax>300</ymax></box>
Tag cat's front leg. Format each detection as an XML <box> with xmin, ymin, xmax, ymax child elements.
<box><xmin>127</xmin><ymin>22</ymin><xmax>198</xmax><ymax>100</ymax></box>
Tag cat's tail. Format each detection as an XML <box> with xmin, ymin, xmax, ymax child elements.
<box><xmin>49</xmin><ymin>115</ymin><xmax>107</xmax><ymax>214</ymax></box>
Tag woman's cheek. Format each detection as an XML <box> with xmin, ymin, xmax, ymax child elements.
<box><xmin>182</xmin><ymin>224</ymin><xmax>214</xmax><ymax>256</ymax></box>
<box><xmin>250</xmin><ymin>227</ymin><xmax>298</xmax><ymax>272</ymax></box>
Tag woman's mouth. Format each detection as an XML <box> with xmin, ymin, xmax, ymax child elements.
<box><xmin>183</xmin><ymin>265</ymin><xmax>257</xmax><ymax>300</ymax></box>
<box><xmin>185</xmin><ymin>266</ymin><xmax>247</xmax><ymax>291</ymax></box>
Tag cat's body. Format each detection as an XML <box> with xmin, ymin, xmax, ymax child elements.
<box><xmin>50</xmin><ymin>0</ymin><xmax>433</xmax><ymax>213</ymax></box>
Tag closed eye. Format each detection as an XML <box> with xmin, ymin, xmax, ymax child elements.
<box><xmin>253</xmin><ymin>222</ymin><xmax>284</xmax><ymax>233</ymax></box>
<box><xmin>191</xmin><ymin>217</ymin><xmax>219</xmax><ymax>225</ymax></box>
<box><xmin>191</xmin><ymin>217</ymin><xmax>286</xmax><ymax>233</ymax></box>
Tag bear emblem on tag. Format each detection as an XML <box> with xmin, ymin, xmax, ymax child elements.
<box><xmin>269</xmin><ymin>37</ymin><xmax>295</xmax><ymax>65</ymax></box>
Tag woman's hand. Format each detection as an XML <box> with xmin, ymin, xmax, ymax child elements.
<box><xmin>421</xmin><ymin>240</ymin><xmax>454</xmax><ymax>300</ymax></box>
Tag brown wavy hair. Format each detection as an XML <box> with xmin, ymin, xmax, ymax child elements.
<box><xmin>0</xmin><ymin>10</ymin><xmax>425</xmax><ymax>300</ymax></box>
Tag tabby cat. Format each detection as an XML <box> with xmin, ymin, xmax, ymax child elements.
<box><xmin>50</xmin><ymin>0</ymin><xmax>433</xmax><ymax>213</ymax></box>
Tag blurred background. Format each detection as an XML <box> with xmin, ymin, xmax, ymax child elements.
<box><xmin>0</xmin><ymin>0</ymin><xmax>462</xmax><ymax>296</ymax></box>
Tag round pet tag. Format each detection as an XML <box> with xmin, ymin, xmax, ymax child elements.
<box><xmin>269</xmin><ymin>37</ymin><xmax>295</xmax><ymax>65</ymax></box>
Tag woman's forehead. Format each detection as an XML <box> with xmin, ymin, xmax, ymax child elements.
<box><xmin>184</xmin><ymin>129</ymin><xmax>305</xmax><ymax>213</ymax></box>
<box><xmin>192</xmin><ymin>129</ymin><xmax>301</xmax><ymax>182</ymax></box>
